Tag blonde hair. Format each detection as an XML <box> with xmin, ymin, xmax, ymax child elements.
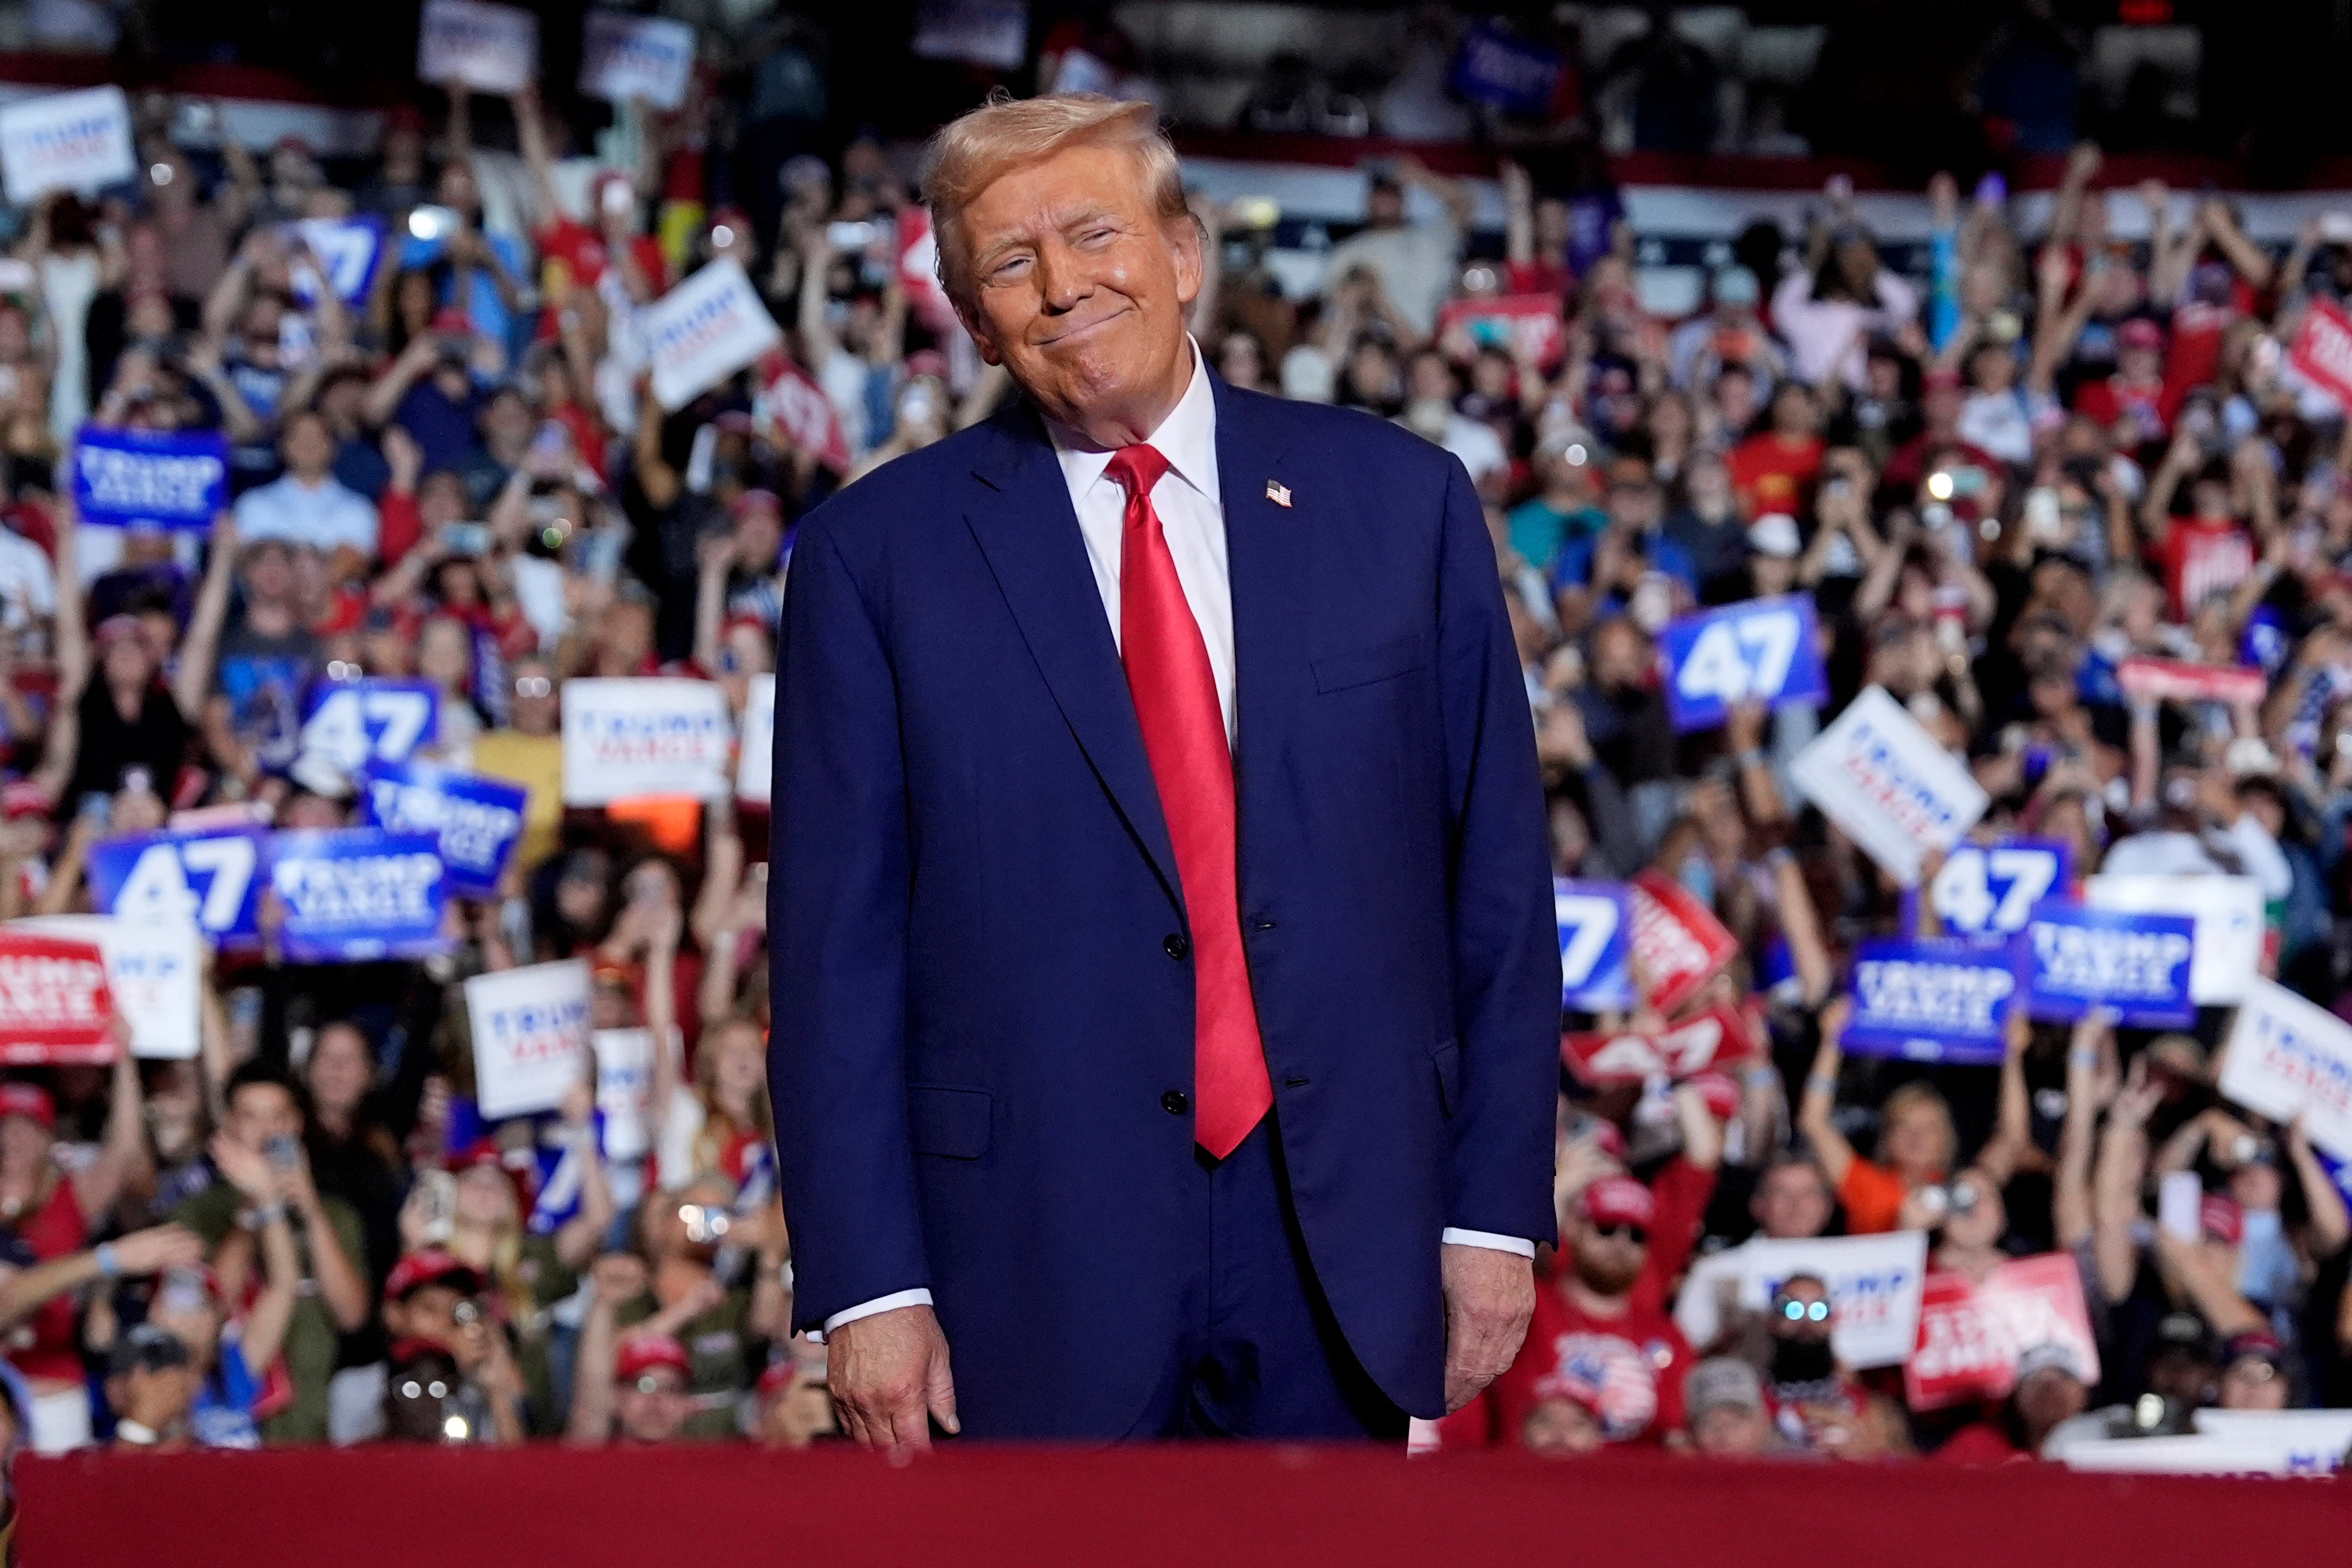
<box><xmin>920</xmin><ymin>91</ymin><xmax>1190</xmax><ymax>309</ymax></box>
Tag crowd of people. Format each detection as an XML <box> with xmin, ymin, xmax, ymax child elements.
<box><xmin>0</xmin><ymin>6</ymin><xmax>2342</xmax><ymax>1492</ymax></box>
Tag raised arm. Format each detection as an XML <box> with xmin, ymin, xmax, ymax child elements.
<box><xmin>2052</xmin><ymin>1011</ymin><xmax>2113</xmax><ymax>1253</ymax></box>
<box><xmin>73</xmin><ymin>1046</ymin><xmax>151</xmax><ymax>1223</ymax></box>
<box><xmin>173</xmin><ymin>517</ymin><xmax>237</xmax><ymax>725</ymax></box>
<box><xmin>1797</xmin><ymin>998</ymin><xmax>1858</xmax><ymax>1189</ymax></box>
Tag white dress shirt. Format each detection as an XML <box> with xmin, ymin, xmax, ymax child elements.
<box><xmin>819</xmin><ymin>344</ymin><xmax>1528</xmax><ymax>1340</ymax></box>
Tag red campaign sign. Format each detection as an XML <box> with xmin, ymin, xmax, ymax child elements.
<box><xmin>1903</xmin><ymin>1253</ymin><xmax>2101</xmax><ymax>1412</ymax></box>
<box><xmin>1435</xmin><ymin>293</ymin><xmax>1568</xmax><ymax>370</ymax></box>
<box><xmin>894</xmin><ymin>205</ymin><xmax>958</xmax><ymax>337</ymax></box>
<box><xmin>0</xmin><ymin>931</ymin><xmax>115</xmax><ymax>1064</ymax></box>
<box><xmin>755</xmin><ymin>353</ymin><xmax>851</xmax><ymax>475</ymax></box>
<box><xmin>2115</xmin><ymin>656</ymin><xmax>2266</xmax><ymax>708</ymax></box>
<box><xmin>1561</xmin><ymin>1004</ymin><xmax>1758</xmax><ymax>1087</ymax></box>
<box><xmin>1628</xmin><ymin>868</ymin><xmax>1739</xmax><ymax>1017</ymax></box>
<box><xmin>2290</xmin><ymin>297</ymin><xmax>2352</xmax><ymax>407</ymax></box>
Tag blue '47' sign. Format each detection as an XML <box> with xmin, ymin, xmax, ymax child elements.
<box><xmin>299</xmin><ymin>680</ymin><xmax>439</xmax><ymax>778</ymax></box>
<box><xmin>1658</xmin><ymin>594</ymin><xmax>1829</xmax><ymax>732</ymax></box>
<box><xmin>1924</xmin><ymin>839</ymin><xmax>2071</xmax><ymax>940</ymax></box>
<box><xmin>86</xmin><ymin>827</ymin><xmax>265</xmax><ymax>938</ymax></box>
<box><xmin>1554</xmin><ymin>878</ymin><xmax>1634</xmax><ymax>1011</ymax></box>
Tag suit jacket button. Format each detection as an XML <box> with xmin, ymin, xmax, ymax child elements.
<box><xmin>1162</xmin><ymin>933</ymin><xmax>1190</xmax><ymax>960</ymax></box>
<box><xmin>1161</xmin><ymin>1090</ymin><xmax>1189</xmax><ymax>1116</ymax></box>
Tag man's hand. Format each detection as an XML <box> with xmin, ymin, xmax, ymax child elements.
<box><xmin>1441</xmin><ymin>1243</ymin><xmax>1534</xmax><ymax>1414</ymax></box>
<box><xmin>827</xmin><ymin>1303</ymin><xmax>959</xmax><ymax>1451</ymax></box>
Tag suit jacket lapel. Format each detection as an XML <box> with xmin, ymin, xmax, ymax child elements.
<box><xmin>963</xmin><ymin>403</ymin><xmax>1183</xmax><ymax>911</ymax></box>
<box><xmin>1213</xmin><ymin>377</ymin><xmax>1304</xmax><ymax>844</ymax></box>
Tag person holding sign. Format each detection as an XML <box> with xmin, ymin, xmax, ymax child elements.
<box><xmin>772</xmin><ymin>94</ymin><xmax>1559</xmax><ymax>1447</ymax></box>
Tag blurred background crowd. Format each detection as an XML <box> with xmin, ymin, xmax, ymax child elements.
<box><xmin>0</xmin><ymin>0</ymin><xmax>2341</xmax><ymax>1500</ymax></box>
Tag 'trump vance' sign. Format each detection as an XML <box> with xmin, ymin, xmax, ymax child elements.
<box><xmin>1843</xmin><ymin>939</ymin><xmax>2016</xmax><ymax>1064</ymax></box>
<box><xmin>645</xmin><ymin>258</ymin><xmax>783</xmax><ymax>411</ymax></box>
<box><xmin>72</xmin><ymin>428</ymin><xmax>228</xmax><ymax>529</ymax></box>
<box><xmin>0</xmin><ymin>86</ymin><xmax>133</xmax><ymax>204</ymax></box>
<box><xmin>1790</xmin><ymin>687</ymin><xmax>1987</xmax><ymax>887</ymax></box>
<box><xmin>561</xmin><ymin>678</ymin><xmax>734</xmax><ymax>803</ymax></box>
<box><xmin>466</xmin><ymin>959</ymin><xmax>593</xmax><ymax>1121</ymax></box>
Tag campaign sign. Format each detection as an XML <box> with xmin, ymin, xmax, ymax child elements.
<box><xmin>2115</xmin><ymin>656</ymin><xmax>2266</xmax><ymax>708</ymax></box>
<box><xmin>417</xmin><ymin>0</ymin><xmax>538</xmax><ymax>93</ymax></box>
<box><xmin>360</xmin><ymin>760</ymin><xmax>528</xmax><ymax>897</ymax></box>
<box><xmin>579</xmin><ymin>11</ymin><xmax>697</xmax><ymax>110</ymax></box>
<box><xmin>2020</xmin><ymin>903</ymin><xmax>2195</xmax><ymax>1029</ymax></box>
<box><xmin>561</xmin><ymin>678</ymin><xmax>734</xmax><ymax>805</ymax></box>
<box><xmin>592</xmin><ymin>1026</ymin><xmax>655</xmax><ymax>1162</ymax></box>
<box><xmin>1628</xmin><ymin>868</ymin><xmax>1739</xmax><ymax>1017</ymax></box>
<box><xmin>71</xmin><ymin>427</ymin><xmax>229</xmax><ymax>531</ymax></box>
<box><xmin>1657</xmin><ymin>594</ymin><xmax>1828</xmax><ymax>733</ymax></box>
<box><xmin>2085</xmin><ymin>873</ymin><xmax>2264</xmax><ymax>1005</ymax></box>
<box><xmin>1448</xmin><ymin>21</ymin><xmax>1563</xmax><ymax>115</ymax></box>
<box><xmin>1554</xmin><ymin>878</ymin><xmax>1633</xmax><ymax>1011</ymax></box>
<box><xmin>1924</xmin><ymin>839</ymin><xmax>2069</xmax><ymax>941</ymax></box>
<box><xmin>1790</xmin><ymin>686</ymin><xmax>1989</xmax><ymax>887</ymax></box>
<box><xmin>646</xmin><ymin>257</ymin><xmax>783</xmax><ymax>411</ymax></box>
<box><xmin>0</xmin><ymin>86</ymin><xmax>134</xmax><ymax>204</ymax></box>
<box><xmin>292</xmin><ymin>217</ymin><xmax>385</xmax><ymax>309</ymax></box>
<box><xmin>264</xmin><ymin>828</ymin><xmax>448</xmax><ymax>964</ymax></box>
<box><xmin>735</xmin><ymin>673</ymin><xmax>775</xmax><ymax>804</ymax></box>
<box><xmin>1434</xmin><ymin>294</ymin><xmax>1568</xmax><ymax>370</ymax></box>
<box><xmin>1905</xmin><ymin>1253</ymin><xmax>2100</xmax><ymax>1412</ymax></box>
<box><xmin>467</xmin><ymin>959</ymin><xmax>593</xmax><ymax>1121</ymax></box>
<box><xmin>1562</xmin><ymin>1004</ymin><xmax>1754</xmax><ymax>1087</ymax></box>
<box><xmin>0</xmin><ymin>931</ymin><xmax>114</xmax><ymax>1063</ymax></box>
<box><xmin>1674</xmin><ymin>1231</ymin><xmax>1930</xmax><ymax>1371</ymax></box>
<box><xmin>298</xmin><ymin>680</ymin><xmax>439</xmax><ymax>779</ymax></box>
<box><xmin>14</xmin><ymin>915</ymin><xmax>199</xmax><ymax>1060</ymax></box>
<box><xmin>1843</xmin><ymin>938</ymin><xmax>2017</xmax><ymax>1065</ymax></box>
<box><xmin>2220</xmin><ymin>978</ymin><xmax>2352</xmax><ymax>1162</ymax></box>
<box><xmin>2290</xmin><ymin>297</ymin><xmax>2352</xmax><ymax>410</ymax></box>
<box><xmin>87</xmin><ymin>827</ymin><xmax>265</xmax><ymax>940</ymax></box>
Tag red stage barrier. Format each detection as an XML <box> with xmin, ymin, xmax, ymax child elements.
<box><xmin>16</xmin><ymin>1444</ymin><xmax>2348</xmax><ymax>1567</ymax></box>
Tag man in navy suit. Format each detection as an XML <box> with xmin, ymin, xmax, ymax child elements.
<box><xmin>769</xmin><ymin>93</ymin><xmax>1559</xmax><ymax>1445</ymax></box>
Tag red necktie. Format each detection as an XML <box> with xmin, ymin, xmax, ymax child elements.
<box><xmin>1104</xmin><ymin>444</ymin><xmax>1270</xmax><ymax>1159</ymax></box>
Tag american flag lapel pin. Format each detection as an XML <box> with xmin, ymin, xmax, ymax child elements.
<box><xmin>1265</xmin><ymin>480</ymin><xmax>1292</xmax><ymax>508</ymax></box>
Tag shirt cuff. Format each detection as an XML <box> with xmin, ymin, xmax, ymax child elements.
<box><xmin>813</xmin><ymin>1288</ymin><xmax>933</xmax><ymax>1343</ymax></box>
<box><xmin>1441</xmin><ymin>1227</ymin><xmax>1536</xmax><ymax>1258</ymax></box>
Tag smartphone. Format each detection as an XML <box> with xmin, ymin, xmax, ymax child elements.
<box><xmin>408</xmin><ymin>204</ymin><xmax>458</xmax><ymax>244</ymax></box>
<box><xmin>417</xmin><ymin>1169</ymin><xmax>457</xmax><ymax>1245</ymax></box>
<box><xmin>158</xmin><ymin>1267</ymin><xmax>210</xmax><ymax>1315</ymax></box>
<box><xmin>76</xmin><ymin>791</ymin><xmax>112</xmax><ymax>832</ymax></box>
<box><xmin>574</xmin><ymin>528</ymin><xmax>625</xmax><ymax>582</ymax></box>
<box><xmin>264</xmin><ymin>1134</ymin><xmax>300</xmax><ymax>1171</ymax></box>
<box><xmin>2024</xmin><ymin>486</ymin><xmax>2063</xmax><ymax>541</ymax></box>
<box><xmin>825</xmin><ymin>221</ymin><xmax>875</xmax><ymax>251</ymax></box>
<box><xmin>439</xmin><ymin>521</ymin><xmax>492</xmax><ymax>557</ymax></box>
<box><xmin>2158</xmin><ymin>1169</ymin><xmax>2203</xmax><ymax>1242</ymax></box>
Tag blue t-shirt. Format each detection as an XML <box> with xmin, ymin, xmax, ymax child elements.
<box><xmin>191</xmin><ymin>1336</ymin><xmax>261</xmax><ymax>1449</ymax></box>
<box><xmin>1551</xmin><ymin>529</ymin><xmax>1699</xmax><ymax>597</ymax></box>
<box><xmin>393</xmin><ymin>379</ymin><xmax>485</xmax><ymax>476</ymax></box>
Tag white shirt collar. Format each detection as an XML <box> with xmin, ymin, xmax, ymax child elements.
<box><xmin>1047</xmin><ymin>338</ymin><xmax>1219</xmax><ymax>509</ymax></box>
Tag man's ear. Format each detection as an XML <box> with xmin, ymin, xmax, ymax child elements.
<box><xmin>1167</xmin><ymin>213</ymin><xmax>1204</xmax><ymax>316</ymax></box>
<box><xmin>954</xmin><ymin>296</ymin><xmax>1003</xmax><ymax>367</ymax></box>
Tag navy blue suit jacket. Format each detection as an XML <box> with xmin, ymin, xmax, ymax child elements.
<box><xmin>768</xmin><ymin>375</ymin><xmax>1559</xmax><ymax>1435</ymax></box>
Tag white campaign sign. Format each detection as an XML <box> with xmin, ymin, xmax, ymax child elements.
<box><xmin>592</xmin><ymin>1026</ymin><xmax>655</xmax><ymax>1162</ymax></box>
<box><xmin>561</xmin><ymin>678</ymin><xmax>735</xmax><ymax>804</ymax></box>
<box><xmin>735</xmin><ymin>673</ymin><xmax>774</xmax><ymax>803</ymax></box>
<box><xmin>579</xmin><ymin>11</ymin><xmax>697</xmax><ymax>110</ymax></box>
<box><xmin>644</xmin><ymin>257</ymin><xmax>783</xmax><ymax>411</ymax></box>
<box><xmin>2085</xmin><ymin>873</ymin><xmax>2263</xmax><ymax>1005</ymax></box>
<box><xmin>1788</xmin><ymin>687</ymin><xmax>1988</xmax><ymax>887</ymax></box>
<box><xmin>418</xmin><ymin>0</ymin><xmax>539</xmax><ymax>93</ymax></box>
<box><xmin>1674</xmin><ymin>1231</ymin><xmax>1930</xmax><ymax>1370</ymax></box>
<box><xmin>13</xmin><ymin>915</ymin><xmax>200</xmax><ymax>1059</ymax></box>
<box><xmin>466</xmin><ymin>960</ymin><xmax>592</xmax><ymax>1121</ymax></box>
<box><xmin>2219</xmin><ymin>978</ymin><xmax>2352</xmax><ymax>1161</ymax></box>
<box><xmin>0</xmin><ymin>87</ymin><xmax>134</xmax><ymax>204</ymax></box>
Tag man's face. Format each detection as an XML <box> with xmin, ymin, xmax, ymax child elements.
<box><xmin>956</xmin><ymin>143</ymin><xmax>1201</xmax><ymax>433</ymax></box>
<box><xmin>0</xmin><ymin>1114</ymin><xmax>49</xmax><ymax>1174</ymax></box>
<box><xmin>1754</xmin><ymin>1164</ymin><xmax>1832</xmax><ymax>1240</ymax></box>
<box><xmin>1568</xmin><ymin>1213</ymin><xmax>1646</xmax><ymax>1296</ymax></box>
<box><xmin>281</xmin><ymin>416</ymin><xmax>333</xmax><ymax>476</ymax></box>
<box><xmin>2014</xmin><ymin>1367</ymin><xmax>2087</xmax><ymax>1430</ymax></box>
<box><xmin>388</xmin><ymin>1282</ymin><xmax>480</xmax><ymax>1353</ymax></box>
<box><xmin>1608</xmin><ymin>483</ymin><xmax>1661</xmax><ymax>532</ymax></box>
<box><xmin>615</xmin><ymin>1366</ymin><xmax>692</xmax><ymax>1442</ymax></box>
<box><xmin>1772</xmin><ymin>1280</ymin><xmax>1834</xmax><ymax>1343</ymax></box>
<box><xmin>1520</xmin><ymin>1397</ymin><xmax>1604</xmax><ymax>1456</ymax></box>
<box><xmin>224</xmin><ymin>1083</ymin><xmax>300</xmax><ymax>1153</ymax></box>
<box><xmin>1693</xmin><ymin>1402</ymin><xmax>1771</xmax><ymax>1457</ymax></box>
<box><xmin>1772</xmin><ymin>385</ymin><xmax>1819</xmax><ymax>437</ymax></box>
<box><xmin>2219</xmin><ymin>1355</ymin><xmax>2287</xmax><ymax>1410</ymax></box>
<box><xmin>1366</xmin><ymin>182</ymin><xmax>1405</xmax><ymax>229</ymax></box>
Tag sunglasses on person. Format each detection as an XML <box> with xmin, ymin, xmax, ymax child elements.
<box><xmin>1776</xmin><ymin>1298</ymin><xmax>1832</xmax><ymax>1324</ymax></box>
<box><xmin>1592</xmin><ymin>1222</ymin><xmax>1647</xmax><ymax>1244</ymax></box>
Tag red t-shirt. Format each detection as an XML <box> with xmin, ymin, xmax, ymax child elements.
<box><xmin>535</xmin><ymin>218</ymin><xmax>667</xmax><ymax>331</ymax></box>
<box><xmin>1729</xmin><ymin>433</ymin><xmax>1824</xmax><ymax>520</ymax></box>
<box><xmin>2071</xmin><ymin>374</ymin><xmax>2170</xmax><ymax>449</ymax></box>
<box><xmin>9</xmin><ymin>1176</ymin><xmax>85</xmax><ymax>1384</ymax></box>
<box><xmin>1432</xmin><ymin>1157</ymin><xmax>1716</xmax><ymax>1449</ymax></box>
<box><xmin>2153</xmin><ymin>517</ymin><xmax>2254</xmax><ymax>618</ymax></box>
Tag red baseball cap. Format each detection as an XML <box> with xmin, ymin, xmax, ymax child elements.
<box><xmin>385</xmin><ymin>1247</ymin><xmax>484</xmax><ymax>1302</ymax></box>
<box><xmin>2118</xmin><ymin>317</ymin><xmax>2165</xmax><ymax>351</ymax></box>
<box><xmin>2201</xmin><ymin>1192</ymin><xmax>2244</xmax><ymax>1246</ymax></box>
<box><xmin>1580</xmin><ymin>1175</ymin><xmax>1656</xmax><ymax>1230</ymax></box>
<box><xmin>0</xmin><ymin>1083</ymin><xmax>54</xmax><ymax>1131</ymax></box>
<box><xmin>614</xmin><ymin>1333</ymin><xmax>690</xmax><ymax>1384</ymax></box>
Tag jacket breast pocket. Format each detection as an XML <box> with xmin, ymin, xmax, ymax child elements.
<box><xmin>907</xmin><ymin>1085</ymin><xmax>993</xmax><ymax>1159</ymax></box>
<box><xmin>1312</xmin><ymin>634</ymin><xmax>1429</xmax><ymax>694</ymax></box>
<box><xmin>1431</xmin><ymin>1039</ymin><xmax>1461</xmax><ymax>1119</ymax></box>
